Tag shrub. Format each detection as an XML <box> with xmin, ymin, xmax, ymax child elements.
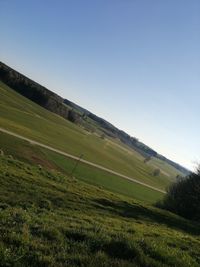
<box><xmin>144</xmin><ymin>156</ymin><xmax>151</xmax><ymax>163</ymax></box>
<box><xmin>160</xmin><ymin>168</ymin><xmax>200</xmax><ymax>221</ymax></box>
<box><xmin>68</xmin><ymin>110</ymin><xmax>78</xmax><ymax>123</ymax></box>
<box><xmin>153</xmin><ymin>168</ymin><xmax>160</xmax><ymax>176</ymax></box>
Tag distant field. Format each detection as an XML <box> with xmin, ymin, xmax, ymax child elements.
<box><xmin>148</xmin><ymin>157</ymin><xmax>184</xmax><ymax>179</ymax></box>
<box><xmin>0</xmin><ymin>131</ymin><xmax>163</xmax><ymax>203</ymax></box>
<box><xmin>0</xmin><ymin>156</ymin><xmax>199</xmax><ymax>267</ymax></box>
<box><xmin>0</xmin><ymin>81</ymin><xmax>180</xmax><ymax>191</ymax></box>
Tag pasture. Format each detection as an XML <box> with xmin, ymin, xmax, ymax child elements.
<box><xmin>0</xmin><ymin>81</ymin><xmax>180</xmax><ymax>192</ymax></box>
<box><xmin>0</xmin><ymin>156</ymin><xmax>199</xmax><ymax>267</ymax></box>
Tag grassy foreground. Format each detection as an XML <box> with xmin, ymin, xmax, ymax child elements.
<box><xmin>0</xmin><ymin>155</ymin><xmax>200</xmax><ymax>267</ymax></box>
<box><xmin>0</xmin><ymin>81</ymin><xmax>182</xmax><ymax>191</ymax></box>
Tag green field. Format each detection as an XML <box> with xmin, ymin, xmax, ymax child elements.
<box><xmin>147</xmin><ymin>157</ymin><xmax>184</xmax><ymax>180</ymax></box>
<box><xmin>1</xmin><ymin>80</ymin><xmax>199</xmax><ymax>267</ymax></box>
<box><xmin>0</xmin><ymin>131</ymin><xmax>163</xmax><ymax>203</ymax></box>
<box><xmin>0</xmin><ymin>81</ymin><xmax>181</xmax><ymax>193</ymax></box>
<box><xmin>0</xmin><ymin>155</ymin><xmax>200</xmax><ymax>267</ymax></box>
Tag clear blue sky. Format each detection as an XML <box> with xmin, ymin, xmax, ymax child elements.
<box><xmin>1</xmin><ymin>0</ymin><xmax>200</xmax><ymax>170</ymax></box>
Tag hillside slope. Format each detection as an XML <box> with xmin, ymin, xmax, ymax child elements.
<box><xmin>0</xmin><ymin>80</ymin><xmax>177</xmax><ymax>191</ymax></box>
<box><xmin>0</xmin><ymin>130</ymin><xmax>163</xmax><ymax>203</ymax></box>
<box><xmin>0</xmin><ymin>155</ymin><xmax>199</xmax><ymax>267</ymax></box>
<box><xmin>0</xmin><ymin>61</ymin><xmax>190</xmax><ymax>176</ymax></box>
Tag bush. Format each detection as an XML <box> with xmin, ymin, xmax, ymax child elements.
<box><xmin>160</xmin><ymin>168</ymin><xmax>200</xmax><ymax>221</ymax></box>
<box><xmin>153</xmin><ymin>168</ymin><xmax>160</xmax><ymax>176</ymax></box>
<box><xmin>144</xmin><ymin>156</ymin><xmax>151</xmax><ymax>163</ymax></box>
<box><xmin>68</xmin><ymin>110</ymin><xmax>78</xmax><ymax>123</ymax></box>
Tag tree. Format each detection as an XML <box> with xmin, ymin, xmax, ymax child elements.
<box><xmin>160</xmin><ymin>167</ymin><xmax>200</xmax><ymax>221</ymax></box>
<box><xmin>144</xmin><ymin>156</ymin><xmax>151</xmax><ymax>163</ymax></box>
<box><xmin>68</xmin><ymin>110</ymin><xmax>77</xmax><ymax>123</ymax></box>
<box><xmin>82</xmin><ymin>113</ymin><xmax>87</xmax><ymax>120</ymax></box>
<box><xmin>153</xmin><ymin>168</ymin><xmax>160</xmax><ymax>176</ymax></box>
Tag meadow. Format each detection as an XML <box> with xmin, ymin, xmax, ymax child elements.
<box><xmin>0</xmin><ymin>155</ymin><xmax>200</xmax><ymax>267</ymax></box>
<box><xmin>0</xmin><ymin>81</ymin><xmax>181</xmax><ymax>192</ymax></box>
<box><xmin>1</xmin><ymin>80</ymin><xmax>200</xmax><ymax>267</ymax></box>
<box><xmin>0</xmin><ymin>131</ymin><xmax>162</xmax><ymax>203</ymax></box>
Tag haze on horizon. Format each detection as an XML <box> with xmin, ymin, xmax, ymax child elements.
<box><xmin>1</xmin><ymin>0</ymin><xmax>200</xmax><ymax>171</ymax></box>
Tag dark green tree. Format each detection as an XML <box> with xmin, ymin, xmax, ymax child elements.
<box><xmin>68</xmin><ymin>110</ymin><xmax>77</xmax><ymax>123</ymax></box>
<box><xmin>161</xmin><ymin>168</ymin><xmax>200</xmax><ymax>221</ymax></box>
<box><xmin>153</xmin><ymin>168</ymin><xmax>160</xmax><ymax>176</ymax></box>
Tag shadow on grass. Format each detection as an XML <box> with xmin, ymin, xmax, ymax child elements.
<box><xmin>93</xmin><ymin>198</ymin><xmax>200</xmax><ymax>236</ymax></box>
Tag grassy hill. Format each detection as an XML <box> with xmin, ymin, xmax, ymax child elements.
<box><xmin>0</xmin><ymin>155</ymin><xmax>200</xmax><ymax>267</ymax></box>
<box><xmin>0</xmin><ymin>130</ymin><xmax>163</xmax><ymax>204</ymax></box>
<box><xmin>0</xmin><ymin>63</ymin><xmax>199</xmax><ymax>267</ymax></box>
<box><xmin>0</xmin><ymin>80</ymin><xmax>181</xmax><ymax>194</ymax></box>
<box><xmin>0</xmin><ymin>61</ymin><xmax>189</xmax><ymax>177</ymax></box>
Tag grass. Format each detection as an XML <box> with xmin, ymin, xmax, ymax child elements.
<box><xmin>148</xmin><ymin>157</ymin><xmax>184</xmax><ymax>180</ymax></box>
<box><xmin>0</xmin><ymin>131</ymin><xmax>163</xmax><ymax>203</ymax></box>
<box><xmin>0</xmin><ymin>81</ymin><xmax>181</xmax><ymax>191</ymax></box>
<box><xmin>0</xmin><ymin>155</ymin><xmax>200</xmax><ymax>267</ymax></box>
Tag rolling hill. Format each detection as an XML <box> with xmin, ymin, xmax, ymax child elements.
<box><xmin>0</xmin><ymin>61</ymin><xmax>190</xmax><ymax>177</ymax></box>
<box><xmin>0</xmin><ymin>62</ymin><xmax>199</xmax><ymax>267</ymax></box>
<box><xmin>0</xmin><ymin>78</ymin><xmax>180</xmax><ymax>195</ymax></box>
<box><xmin>0</xmin><ymin>155</ymin><xmax>199</xmax><ymax>267</ymax></box>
